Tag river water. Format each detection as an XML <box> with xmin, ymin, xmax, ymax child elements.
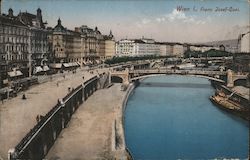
<box><xmin>124</xmin><ymin>75</ymin><xmax>249</xmax><ymax>160</ymax></box>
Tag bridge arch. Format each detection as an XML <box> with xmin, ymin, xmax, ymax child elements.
<box><xmin>111</xmin><ymin>75</ymin><xmax>123</xmax><ymax>83</ymax></box>
<box><xmin>233</xmin><ymin>78</ymin><xmax>247</xmax><ymax>87</ymax></box>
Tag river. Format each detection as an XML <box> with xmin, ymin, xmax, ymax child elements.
<box><xmin>124</xmin><ymin>75</ymin><xmax>249</xmax><ymax>160</ymax></box>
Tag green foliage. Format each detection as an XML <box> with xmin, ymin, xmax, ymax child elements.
<box><xmin>184</xmin><ymin>49</ymin><xmax>233</xmax><ymax>58</ymax></box>
<box><xmin>104</xmin><ymin>55</ymin><xmax>168</xmax><ymax>65</ymax></box>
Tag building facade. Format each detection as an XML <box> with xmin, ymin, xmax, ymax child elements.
<box><xmin>50</xmin><ymin>21</ymin><xmax>115</xmax><ymax>67</ymax></box>
<box><xmin>104</xmin><ymin>31</ymin><xmax>115</xmax><ymax>59</ymax></box>
<box><xmin>116</xmin><ymin>38</ymin><xmax>160</xmax><ymax>57</ymax></box>
<box><xmin>50</xmin><ymin>18</ymin><xmax>82</xmax><ymax>65</ymax></box>
<box><xmin>240</xmin><ymin>31</ymin><xmax>250</xmax><ymax>53</ymax></box>
<box><xmin>17</xmin><ymin>8</ymin><xmax>49</xmax><ymax>75</ymax></box>
<box><xmin>172</xmin><ymin>43</ymin><xmax>185</xmax><ymax>57</ymax></box>
<box><xmin>0</xmin><ymin>9</ymin><xmax>30</xmax><ymax>88</ymax></box>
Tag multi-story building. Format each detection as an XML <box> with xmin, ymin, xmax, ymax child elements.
<box><xmin>157</xmin><ymin>42</ymin><xmax>177</xmax><ymax>57</ymax></box>
<box><xmin>172</xmin><ymin>43</ymin><xmax>185</xmax><ymax>57</ymax></box>
<box><xmin>104</xmin><ymin>31</ymin><xmax>115</xmax><ymax>59</ymax></box>
<box><xmin>116</xmin><ymin>38</ymin><xmax>160</xmax><ymax>57</ymax></box>
<box><xmin>0</xmin><ymin>8</ymin><xmax>30</xmax><ymax>88</ymax></box>
<box><xmin>188</xmin><ymin>44</ymin><xmax>218</xmax><ymax>53</ymax></box>
<box><xmin>240</xmin><ymin>31</ymin><xmax>250</xmax><ymax>53</ymax></box>
<box><xmin>17</xmin><ymin>8</ymin><xmax>49</xmax><ymax>74</ymax></box>
<box><xmin>51</xmin><ymin>21</ymin><xmax>114</xmax><ymax>67</ymax></box>
<box><xmin>75</xmin><ymin>25</ymin><xmax>100</xmax><ymax>62</ymax></box>
<box><xmin>50</xmin><ymin>18</ymin><xmax>82</xmax><ymax>65</ymax></box>
<box><xmin>75</xmin><ymin>25</ymin><xmax>115</xmax><ymax>62</ymax></box>
<box><xmin>116</xmin><ymin>39</ymin><xmax>134</xmax><ymax>56</ymax></box>
<box><xmin>51</xmin><ymin>18</ymin><xmax>67</xmax><ymax>63</ymax></box>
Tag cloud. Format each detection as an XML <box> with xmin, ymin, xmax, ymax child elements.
<box><xmin>165</xmin><ymin>9</ymin><xmax>187</xmax><ymax>21</ymax></box>
<box><xmin>141</xmin><ymin>18</ymin><xmax>151</xmax><ymax>24</ymax></box>
<box><xmin>155</xmin><ymin>9</ymin><xmax>207</xmax><ymax>25</ymax></box>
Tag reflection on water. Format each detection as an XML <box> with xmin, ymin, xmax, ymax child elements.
<box><xmin>140</xmin><ymin>82</ymin><xmax>211</xmax><ymax>88</ymax></box>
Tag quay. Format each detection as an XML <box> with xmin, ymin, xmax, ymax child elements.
<box><xmin>46</xmin><ymin>84</ymin><xmax>126</xmax><ymax>159</ymax></box>
<box><xmin>0</xmin><ymin>68</ymin><xmax>107</xmax><ymax>159</ymax></box>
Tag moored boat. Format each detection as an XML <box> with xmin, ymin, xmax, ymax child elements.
<box><xmin>210</xmin><ymin>93</ymin><xmax>249</xmax><ymax>120</ymax></box>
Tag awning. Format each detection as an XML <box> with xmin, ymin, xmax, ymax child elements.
<box><xmin>63</xmin><ymin>63</ymin><xmax>70</xmax><ymax>68</ymax></box>
<box><xmin>64</xmin><ymin>62</ymin><xmax>79</xmax><ymax>67</ymax></box>
<box><xmin>72</xmin><ymin>62</ymin><xmax>79</xmax><ymax>67</ymax></box>
<box><xmin>95</xmin><ymin>60</ymin><xmax>100</xmax><ymax>64</ymax></box>
<box><xmin>34</xmin><ymin>66</ymin><xmax>43</xmax><ymax>74</ymax></box>
<box><xmin>43</xmin><ymin>65</ymin><xmax>50</xmax><ymax>71</ymax></box>
<box><xmin>88</xmin><ymin>61</ymin><xmax>93</xmax><ymax>65</ymax></box>
<box><xmin>77</xmin><ymin>62</ymin><xmax>81</xmax><ymax>66</ymax></box>
<box><xmin>8</xmin><ymin>71</ymin><xmax>23</xmax><ymax>77</ymax></box>
<box><xmin>0</xmin><ymin>87</ymin><xmax>13</xmax><ymax>94</ymax></box>
<box><xmin>50</xmin><ymin>63</ymin><xmax>62</xmax><ymax>69</ymax></box>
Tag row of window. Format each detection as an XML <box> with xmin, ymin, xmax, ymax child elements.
<box><xmin>0</xmin><ymin>44</ymin><xmax>28</xmax><ymax>52</ymax></box>
<box><xmin>0</xmin><ymin>26</ymin><xmax>28</xmax><ymax>36</ymax></box>
<box><xmin>0</xmin><ymin>54</ymin><xmax>27</xmax><ymax>61</ymax></box>
<box><xmin>0</xmin><ymin>35</ymin><xmax>28</xmax><ymax>44</ymax></box>
<box><xmin>31</xmin><ymin>47</ymin><xmax>48</xmax><ymax>52</ymax></box>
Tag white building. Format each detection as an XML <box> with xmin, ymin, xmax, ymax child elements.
<box><xmin>116</xmin><ymin>38</ymin><xmax>160</xmax><ymax>56</ymax></box>
<box><xmin>157</xmin><ymin>42</ymin><xmax>173</xmax><ymax>56</ymax></box>
<box><xmin>240</xmin><ymin>32</ymin><xmax>250</xmax><ymax>53</ymax></box>
<box><xmin>172</xmin><ymin>43</ymin><xmax>185</xmax><ymax>57</ymax></box>
<box><xmin>189</xmin><ymin>45</ymin><xmax>219</xmax><ymax>53</ymax></box>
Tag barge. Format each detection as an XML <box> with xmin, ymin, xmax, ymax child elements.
<box><xmin>210</xmin><ymin>90</ymin><xmax>249</xmax><ymax>120</ymax></box>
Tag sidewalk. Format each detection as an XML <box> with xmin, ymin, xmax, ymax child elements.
<box><xmin>0</xmin><ymin>68</ymin><xmax>107</xmax><ymax>159</ymax></box>
<box><xmin>46</xmin><ymin>84</ymin><xmax>125</xmax><ymax>160</ymax></box>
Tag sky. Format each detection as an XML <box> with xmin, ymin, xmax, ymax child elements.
<box><xmin>1</xmin><ymin>0</ymin><xmax>250</xmax><ymax>43</ymax></box>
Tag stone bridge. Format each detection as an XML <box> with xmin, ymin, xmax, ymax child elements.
<box><xmin>226</xmin><ymin>69</ymin><xmax>249</xmax><ymax>87</ymax></box>
<box><xmin>110</xmin><ymin>68</ymin><xmax>249</xmax><ymax>87</ymax></box>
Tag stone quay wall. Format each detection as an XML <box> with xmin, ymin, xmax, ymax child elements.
<box><xmin>8</xmin><ymin>75</ymin><xmax>101</xmax><ymax>160</ymax></box>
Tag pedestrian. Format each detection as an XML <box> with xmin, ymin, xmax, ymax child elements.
<box><xmin>36</xmin><ymin>115</ymin><xmax>40</xmax><ymax>123</ymax></box>
<box><xmin>82</xmin><ymin>76</ymin><xmax>85</xmax><ymax>80</ymax></box>
<box><xmin>63</xmin><ymin>75</ymin><xmax>65</xmax><ymax>79</ymax></box>
<box><xmin>1</xmin><ymin>95</ymin><xmax>3</xmax><ymax>104</ymax></box>
<box><xmin>57</xmin><ymin>82</ymin><xmax>59</xmax><ymax>87</ymax></box>
<box><xmin>68</xmin><ymin>87</ymin><xmax>71</xmax><ymax>92</ymax></box>
<box><xmin>22</xmin><ymin>94</ymin><xmax>26</xmax><ymax>100</ymax></box>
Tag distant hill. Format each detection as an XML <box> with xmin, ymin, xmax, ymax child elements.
<box><xmin>202</xmin><ymin>39</ymin><xmax>238</xmax><ymax>47</ymax></box>
<box><xmin>201</xmin><ymin>39</ymin><xmax>239</xmax><ymax>53</ymax></box>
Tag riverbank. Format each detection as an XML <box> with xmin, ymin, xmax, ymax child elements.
<box><xmin>110</xmin><ymin>82</ymin><xmax>135</xmax><ymax>160</ymax></box>
<box><xmin>46</xmin><ymin>84</ymin><xmax>126</xmax><ymax>159</ymax></box>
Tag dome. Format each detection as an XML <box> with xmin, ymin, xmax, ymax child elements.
<box><xmin>53</xmin><ymin>18</ymin><xmax>66</xmax><ymax>32</ymax></box>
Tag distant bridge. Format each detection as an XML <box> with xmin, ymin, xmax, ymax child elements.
<box><xmin>111</xmin><ymin>68</ymin><xmax>248</xmax><ymax>87</ymax></box>
<box><xmin>130</xmin><ymin>74</ymin><xmax>225</xmax><ymax>83</ymax></box>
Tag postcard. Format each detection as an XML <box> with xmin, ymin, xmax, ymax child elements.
<box><xmin>0</xmin><ymin>0</ymin><xmax>249</xmax><ymax>160</ymax></box>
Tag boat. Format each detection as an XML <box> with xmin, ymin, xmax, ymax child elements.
<box><xmin>210</xmin><ymin>91</ymin><xmax>249</xmax><ymax>120</ymax></box>
<box><xmin>209</xmin><ymin>95</ymin><xmax>242</xmax><ymax>112</ymax></box>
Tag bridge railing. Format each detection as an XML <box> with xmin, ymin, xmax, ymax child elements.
<box><xmin>8</xmin><ymin>76</ymin><xmax>99</xmax><ymax>160</ymax></box>
<box><xmin>129</xmin><ymin>69</ymin><xmax>227</xmax><ymax>76</ymax></box>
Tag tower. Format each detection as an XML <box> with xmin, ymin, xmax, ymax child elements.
<box><xmin>8</xmin><ymin>8</ymin><xmax>13</xmax><ymax>17</ymax></box>
<box><xmin>58</xmin><ymin>18</ymin><xmax>62</xmax><ymax>26</ymax></box>
<box><xmin>37</xmin><ymin>8</ymin><xmax>42</xmax><ymax>18</ymax></box>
